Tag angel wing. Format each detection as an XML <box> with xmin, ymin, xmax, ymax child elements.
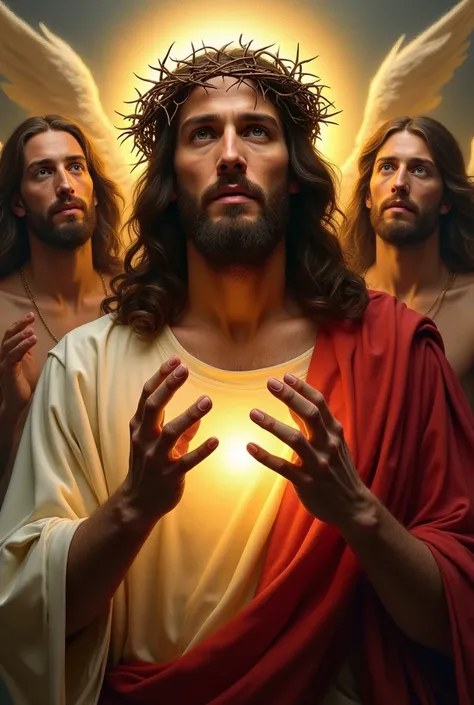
<box><xmin>0</xmin><ymin>1</ymin><xmax>134</xmax><ymax>202</ymax></box>
<box><xmin>339</xmin><ymin>0</ymin><xmax>474</xmax><ymax>205</ymax></box>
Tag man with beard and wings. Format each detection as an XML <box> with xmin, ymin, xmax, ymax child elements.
<box><xmin>0</xmin><ymin>115</ymin><xmax>123</xmax><ymax>502</ymax></box>
<box><xmin>0</xmin><ymin>38</ymin><xmax>474</xmax><ymax>705</ymax></box>
<box><xmin>0</xmin><ymin>0</ymin><xmax>473</xmax><ymax>204</ymax></box>
<box><xmin>0</xmin><ymin>3</ymin><xmax>474</xmax><ymax>705</ymax></box>
<box><xmin>342</xmin><ymin>116</ymin><xmax>474</xmax><ymax>409</ymax></box>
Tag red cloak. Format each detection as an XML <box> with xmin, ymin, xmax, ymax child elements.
<box><xmin>99</xmin><ymin>292</ymin><xmax>474</xmax><ymax>704</ymax></box>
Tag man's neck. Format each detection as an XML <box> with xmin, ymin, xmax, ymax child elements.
<box><xmin>24</xmin><ymin>237</ymin><xmax>101</xmax><ymax>306</ymax></box>
<box><xmin>182</xmin><ymin>242</ymin><xmax>298</xmax><ymax>343</ymax></box>
<box><xmin>366</xmin><ymin>232</ymin><xmax>446</xmax><ymax>300</ymax></box>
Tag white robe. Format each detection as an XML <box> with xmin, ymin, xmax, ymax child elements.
<box><xmin>0</xmin><ymin>316</ymin><xmax>361</xmax><ymax>704</ymax></box>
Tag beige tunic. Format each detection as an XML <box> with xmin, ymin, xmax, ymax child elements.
<box><xmin>0</xmin><ymin>316</ymin><xmax>361</xmax><ymax>704</ymax></box>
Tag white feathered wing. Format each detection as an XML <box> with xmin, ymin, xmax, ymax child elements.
<box><xmin>0</xmin><ymin>1</ymin><xmax>134</xmax><ymax>202</ymax></box>
<box><xmin>0</xmin><ymin>0</ymin><xmax>473</xmax><ymax>200</ymax></box>
<box><xmin>339</xmin><ymin>0</ymin><xmax>474</xmax><ymax>205</ymax></box>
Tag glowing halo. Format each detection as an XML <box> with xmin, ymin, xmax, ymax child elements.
<box><xmin>104</xmin><ymin>0</ymin><xmax>356</xmax><ymax>168</ymax></box>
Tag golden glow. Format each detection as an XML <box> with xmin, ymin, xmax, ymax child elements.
<box><xmin>223</xmin><ymin>435</ymin><xmax>256</xmax><ymax>477</ymax></box>
<box><xmin>187</xmin><ymin>402</ymin><xmax>295</xmax><ymax>483</ymax></box>
<box><xmin>104</xmin><ymin>0</ymin><xmax>356</xmax><ymax>167</ymax></box>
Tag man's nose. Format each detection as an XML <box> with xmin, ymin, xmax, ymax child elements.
<box><xmin>216</xmin><ymin>130</ymin><xmax>247</xmax><ymax>176</ymax></box>
<box><xmin>55</xmin><ymin>169</ymin><xmax>75</xmax><ymax>197</ymax></box>
<box><xmin>391</xmin><ymin>166</ymin><xmax>410</xmax><ymax>195</ymax></box>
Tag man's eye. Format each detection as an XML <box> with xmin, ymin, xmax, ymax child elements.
<box><xmin>245</xmin><ymin>126</ymin><xmax>269</xmax><ymax>138</ymax></box>
<box><xmin>380</xmin><ymin>164</ymin><xmax>395</xmax><ymax>172</ymax></box>
<box><xmin>192</xmin><ymin>128</ymin><xmax>213</xmax><ymax>141</ymax></box>
<box><xmin>70</xmin><ymin>164</ymin><xmax>85</xmax><ymax>172</ymax></box>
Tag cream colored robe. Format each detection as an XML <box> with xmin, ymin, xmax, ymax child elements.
<box><xmin>0</xmin><ymin>316</ymin><xmax>360</xmax><ymax>704</ymax></box>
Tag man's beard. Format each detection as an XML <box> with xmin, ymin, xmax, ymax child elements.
<box><xmin>26</xmin><ymin>197</ymin><xmax>96</xmax><ymax>251</ymax></box>
<box><xmin>370</xmin><ymin>198</ymin><xmax>440</xmax><ymax>249</ymax></box>
<box><xmin>178</xmin><ymin>175</ymin><xmax>289</xmax><ymax>270</ymax></box>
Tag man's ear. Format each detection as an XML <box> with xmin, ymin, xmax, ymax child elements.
<box><xmin>289</xmin><ymin>181</ymin><xmax>299</xmax><ymax>195</ymax></box>
<box><xmin>365</xmin><ymin>192</ymin><xmax>372</xmax><ymax>209</ymax></box>
<box><xmin>12</xmin><ymin>192</ymin><xmax>26</xmax><ymax>218</ymax></box>
<box><xmin>440</xmin><ymin>200</ymin><xmax>451</xmax><ymax>215</ymax></box>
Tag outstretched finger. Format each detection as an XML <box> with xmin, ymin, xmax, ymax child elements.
<box><xmin>6</xmin><ymin>336</ymin><xmax>37</xmax><ymax>366</ymax></box>
<box><xmin>1</xmin><ymin>328</ymin><xmax>36</xmax><ymax>359</ymax></box>
<box><xmin>168</xmin><ymin>436</ymin><xmax>219</xmax><ymax>476</ymax></box>
<box><xmin>283</xmin><ymin>374</ymin><xmax>341</xmax><ymax>436</ymax></box>
<box><xmin>159</xmin><ymin>396</ymin><xmax>213</xmax><ymax>453</ymax></box>
<box><xmin>133</xmin><ymin>356</ymin><xmax>181</xmax><ymax>421</ymax></box>
<box><xmin>246</xmin><ymin>442</ymin><xmax>307</xmax><ymax>485</ymax></box>
<box><xmin>1</xmin><ymin>313</ymin><xmax>35</xmax><ymax>345</ymax></box>
<box><xmin>267</xmin><ymin>377</ymin><xmax>328</xmax><ymax>445</ymax></box>
<box><xmin>139</xmin><ymin>363</ymin><xmax>192</xmax><ymax>439</ymax></box>
<box><xmin>249</xmin><ymin>408</ymin><xmax>313</xmax><ymax>464</ymax></box>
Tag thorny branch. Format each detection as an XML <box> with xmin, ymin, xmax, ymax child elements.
<box><xmin>120</xmin><ymin>38</ymin><xmax>339</xmax><ymax>162</ymax></box>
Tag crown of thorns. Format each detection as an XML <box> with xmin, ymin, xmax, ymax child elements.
<box><xmin>119</xmin><ymin>38</ymin><xmax>338</xmax><ymax>165</ymax></box>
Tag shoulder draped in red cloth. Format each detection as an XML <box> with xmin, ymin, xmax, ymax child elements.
<box><xmin>99</xmin><ymin>292</ymin><xmax>474</xmax><ymax>704</ymax></box>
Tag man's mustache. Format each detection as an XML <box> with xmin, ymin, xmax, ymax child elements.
<box><xmin>48</xmin><ymin>198</ymin><xmax>87</xmax><ymax>218</ymax></box>
<box><xmin>201</xmin><ymin>174</ymin><xmax>266</xmax><ymax>206</ymax></box>
<box><xmin>381</xmin><ymin>197</ymin><xmax>418</xmax><ymax>214</ymax></box>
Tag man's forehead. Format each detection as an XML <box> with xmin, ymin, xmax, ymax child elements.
<box><xmin>377</xmin><ymin>131</ymin><xmax>434</xmax><ymax>161</ymax></box>
<box><xmin>23</xmin><ymin>130</ymin><xmax>85</xmax><ymax>164</ymax></box>
<box><xmin>178</xmin><ymin>75</ymin><xmax>280</xmax><ymax>125</ymax></box>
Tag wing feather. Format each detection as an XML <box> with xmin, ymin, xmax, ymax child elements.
<box><xmin>340</xmin><ymin>0</ymin><xmax>474</xmax><ymax>203</ymax></box>
<box><xmin>0</xmin><ymin>2</ymin><xmax>133</xmax><ymax>200</ymax></box>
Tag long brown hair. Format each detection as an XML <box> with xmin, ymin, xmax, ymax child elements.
<box><xmin>341</xmin><ymin>115</ymin><xmax>474</xmax><ymax>273</ymax></box>
<box><xmin>0</xmin><ymin>114</ymin><xmax>123</xmax><ymax>277</ymax></box>
<box><xmin>104</xmin><ymin>46</ymin><xmax>368</xmax><ymax>337</ymax></box>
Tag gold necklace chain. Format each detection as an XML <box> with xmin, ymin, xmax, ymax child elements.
<box><xmin>422</xmin><ymin>270</ymin><xmax>456</xmax><ymax>319</ymax></box>
<box><xmin>364</xmin><ymin>268</ymin><xmax>456</xmax><ymax>320</ymax></box>
<box><xmin>19</xmin><ymin>267</ymin><xmax>108</xmax><ymax>344</ymax></box>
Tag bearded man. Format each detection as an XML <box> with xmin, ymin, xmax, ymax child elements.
<box><xmin>0</xmin><ymin>47</ymin><xmax>473</xmax><ymax>705</ymax></box>
<box><xmin>342</xmin><ymin>115</ymin><xmax>474</xmax><ymax>408</ymax></box>
<box><xmin>0</xmin><ymin>115</ymin><xmax>123</xmax><ymax>495</ymax></box>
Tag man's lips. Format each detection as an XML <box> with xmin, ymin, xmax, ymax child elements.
<box><xmin>214</xmin><ymin>194</ymin><xmax>254</xmax><ymax>204</ymax></box>
<box><xmin>211</xmin><ymin>186</ymin><xmax>256</xmax><ymax>204</ymax></box>
<box><xmin>384</xmin><ymin>200</ymin><xmax>415</xmax><ymax>214</ymax></box>
<box><xmin>53</xmin><ymin>203</ymin><xmax>83</xmax><ymax>215</ymax></box>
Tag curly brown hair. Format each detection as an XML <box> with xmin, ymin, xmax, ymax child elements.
<box><xmin>0</xmin><ymin>114</ymin><xmax>123</xmax><ymax>278</ymax></box>
<box><xmin>341</xmin><ymin>115</ymin><xmax>474</xmax><ymax>274</ymax></box>
<box><xmin>103</xmin><ymin>41</ymin><xmax>368</xmax><ymax>337</ymax></box>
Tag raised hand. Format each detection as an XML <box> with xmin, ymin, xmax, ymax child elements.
<box><xmin>247</xmin><ymin>373</ymin><xmax>373</xmax><ymax>530</ymax></box>
<box><xmin>123</xmin><ymin>355</ymin><xmax>218</xmax><ymax>524</ymax></box>
<box><xmin>0</xmin><ymin>313</ymin><xmax>38</xmax><ymax>417</ymax></box>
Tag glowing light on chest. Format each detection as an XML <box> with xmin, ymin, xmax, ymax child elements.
<box><xmin>188</xmin><ymin>403</ymin><xmax>294</xmax><ymax>485</ymax></box>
